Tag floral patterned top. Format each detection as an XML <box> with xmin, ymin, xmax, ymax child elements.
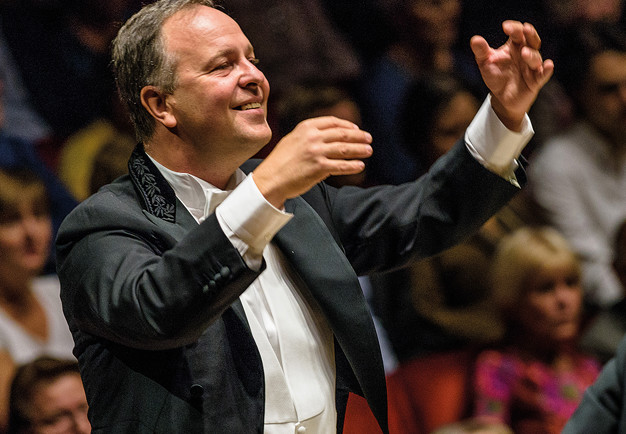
<box><xmin>473</xmin><ymin>348</ymin><xmax>601</xmax><ymax>434</ymax></box>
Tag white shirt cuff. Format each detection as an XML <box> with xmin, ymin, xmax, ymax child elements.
<box><xmin>216</xmin><ymin>174</ymin><xmax>293</xmax><ymax>269</ymax></box>
<box><xmin>465</xmin><ymin>94</ymin><xmax>534</xmax><ymax>185</ymax></box>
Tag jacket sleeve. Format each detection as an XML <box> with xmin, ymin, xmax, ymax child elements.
<box><xmin>323</xmin><ymin>140</ymin><xmax>526</xmax><ymax>275</ymax></box>
<box><xmin>56</xmin><ymin>187</ymin><xmax>261</xmax><ymax>351</ymax></box>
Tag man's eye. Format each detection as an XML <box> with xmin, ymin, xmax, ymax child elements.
<box><xmin>249</xmin><ymin>57</ymin><xmax>260</xmax><ymax>66</ymax></box>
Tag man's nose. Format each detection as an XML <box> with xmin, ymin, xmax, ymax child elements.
<box><xmin>240</xmin><ymin>60</ymin><xmax>265</xmax><ymax>88</ymax></box>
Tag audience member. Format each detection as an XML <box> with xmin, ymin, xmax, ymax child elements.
<box><xmin>357</xmin><ymin>0</ymin><xmax>479</xmax><ymax>185</ymax></box>
<box><xmin>579</xmin><ymin>218</ymin><xmax>626</xmax><ymax>363</ymax></box>
<box><xmin>223</xmin><ymin>0</ymin><xmax>360</xmax><ymax>99</ymax></box>
<box><xmin>0</xmin><ymin>0</ymin><xmax>138</xmax><ymax>167</ymax></box>
<box><xmin>0</xmin><ymin>168</ymin><xmax>75</xmax><ymax>431</ymax></box>
<box><xmin>0</xmin><ymin>80</ymin><xmax>78</xmax><ymax>268</ymax></box>
<box><xmin>528</xmin><ymin>22</ymin><xmax>626</xmax><ymax>308</ymax></box>
<box><xmin>7</xmin><ymin>357</ymin><xmax>90</xmax><ymax>434</ymax></box>
<box><xmin>473</xmin><ymin>227</ymin><xmax>601</xmax><ymax>434</ymax></box>
<box><xmin>58</xmin><ymin>95</ymin><xmax>135</xmax><ymax>201</ymax></box>
<box><xmin>401</xmin><ymin>74</ymin><xmax>482</xmax><ymax>177</ymax></box>
<box><xmin>0</xmin><ymin>26</ymin><xmax>52</xmax><ymax>144</ymax></box>
<box><xmin>528</xmin><ymin>0</ymin><xmax>625</xmax><ymax>152</ymax></box>
<box><xmin>543</xmin><ymin>0</ymin><xmax>624</xmax><ymax>26</ymax></box>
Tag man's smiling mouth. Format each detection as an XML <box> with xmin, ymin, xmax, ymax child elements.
<box><xmin>236</xmin><ymin>102</ymin><xmax>262</xmax><ymax>111</ymax></box>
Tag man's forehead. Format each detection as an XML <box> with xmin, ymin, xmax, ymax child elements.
<box><xmin>163</xmin><ymin>4</ymin><xmax>247</xmax><ymax>49</ymax></box>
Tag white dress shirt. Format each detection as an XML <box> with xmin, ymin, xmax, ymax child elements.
<box><xmin>149</xmin><ymin>96</ymin><xmax>533</xmax><ymax>433</ymax></box>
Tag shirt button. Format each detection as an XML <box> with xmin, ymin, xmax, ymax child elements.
<box><xmin>296</xmin><ymin>425</ymin><xmax>306</xmax><ymax>434</ymax></box>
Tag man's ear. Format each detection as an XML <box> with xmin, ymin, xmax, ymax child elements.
<box><xmin>140</xmin><ymin>86</ymin><xmax>177</xmax><ymax>129</ymax></box>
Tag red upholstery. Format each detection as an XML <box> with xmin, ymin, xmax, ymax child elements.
<box><xmin>343</xmin><ymin>349</ymin><xmax>476</xmax><ymax>434</ymax></box>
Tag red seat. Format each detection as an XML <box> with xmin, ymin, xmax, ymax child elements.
<box><xmin>343</xmin><ymin>349</ymin><xmax>476</xmax><ymax>434</ymax></box>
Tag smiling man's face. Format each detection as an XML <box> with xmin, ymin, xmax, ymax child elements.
<box><xmin>161</xmin><ymin>5</ymin><xmax>272</xmax><ymax>158</ymax></box>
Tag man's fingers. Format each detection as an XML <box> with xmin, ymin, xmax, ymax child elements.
<box><xmin>523</xmin><ymin>22</ymin><xmax>542</xmax><ymax>50</ymax></box>
<box><xmin>470</xmin><ymin>35</ymin><xmax>491</xmax><ymax>63</ymax></box>
<box><xmin>318</xmin><ymin>127</ymin><xmax>372</xmax><ymax>145</ymax></box>
<box><xmin>502</xmin><ymin>20</ymin><xmax>526</xmax><ymax>45</ymax></box>
<box><xmin>521</xmin><ymin>46</ymin><xmax>544</xmax><ymax>70</ymax></box>
<box><xmin>537</xmin><ymin>59</ymin><xmax>555</xmax><ymax>86</ymax></box>
<box><xmin>300</xmin><ymin>116</ymin><xmax>360</xmax><ymax>131</ymax></box>
<box><xmin>327</xmin><ymin>159</ymin><xmax>366</xmax><ymax>177</ymax></box>
<box><xmin>323</xmin><ymin>142</ymin><xmax>373</xmax><ymax>160</ymax></box>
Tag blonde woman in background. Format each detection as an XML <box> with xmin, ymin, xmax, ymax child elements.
<box><xmin>472</xmin><ymin>227</ymin><xmax>600</xmax><ymax>433</ymax></box>
<box><xmin>0</xmin><ymin>168</ymin><xmax>75</xmax><ymax>431</ymax></box>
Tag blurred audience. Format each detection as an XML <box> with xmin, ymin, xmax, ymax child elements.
<box><xmin>0</xmin><ymin>81</ymin><xmax>78</xmax><ymax>268</ymax></box>
<box><xmin>400</xmin><ymin>74</ymin><xmax>482</xmax><ymax>177</ymax></box>
<box><xmin>528</xmin><ymin>22</ymin><xmax>626</xmax><ymax>308</ymax></box>
<box><xmin>0</xmin><ymin>27</ymin><xmax>52</xmax><ymax>144</ymax></box>
<box><xmin>223</xmin><ymin>0</ymin><xmax>360</xmax><ymax>99</ymax></box>
<box><xmin>0</xmin><ymin>168</ymin><xmax>75</xmax><ymax>431</ymax></box>
<box><xmin>580</xmin><ymin>218</ymin><xmax>626</xmax><ymax>364</ymax></box>
<box><xmin>473</xmin><ymin>227</ymin><xmax>600</xmax><ymax>434</ymax></box>
<box><xmin>58</xmin><ymin>95</ymin><xmax>135</xmax><ymax>201</ymax></box>
<box><xmin>356</xmin><ymin>0</ymin><xmax>479</xmax><ymax>185</ymax></box>
<box><xmin>0</xmin><ymin>0</ymin><xmax>139</xmax><ymax>168</ymax></box>
<box><xmin>7</xmin><ymin>357</ymin><xmax>90</xmax><ymax>434</ymax></box>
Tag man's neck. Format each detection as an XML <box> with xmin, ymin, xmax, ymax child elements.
<box><xmin>145</xmin><ymin>139</ymin><xmax>244</xmax><ymax>190</ymax></box>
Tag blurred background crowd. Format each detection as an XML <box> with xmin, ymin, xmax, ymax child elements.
<box><xmin>0</xmin><ymin>0</ymin><xmax>624</xmax><ymax>433</ymax></box>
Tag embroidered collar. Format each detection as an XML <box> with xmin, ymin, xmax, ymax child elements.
<box><xmin>128</xmin><ymin>144</ymin><xmax>177</xmax><ymax>222</ymax></box>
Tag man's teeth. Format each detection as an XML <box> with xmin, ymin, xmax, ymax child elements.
<box><xmin>240</xmin><ymin>102</ymin><xmax>261</xmax><ymax>110</ymax></box>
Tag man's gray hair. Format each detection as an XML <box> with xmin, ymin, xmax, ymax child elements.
<box><xmin>112</xmin><ymin>0</ymin><xmax>216</xmax><ymax>143</ymax></box>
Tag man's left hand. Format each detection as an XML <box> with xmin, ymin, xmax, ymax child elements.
<box><xmin>471</xmin><ymin>20</ymin><xmax>554</xmax><ymax>131</ymax></box>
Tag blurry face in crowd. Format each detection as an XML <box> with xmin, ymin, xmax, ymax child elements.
<box><xmin>28</xmin><ymin>373</ymin><xmax>90</xmax><ymax>434</ymax></box>
<box><xmin>161</xmin><ymin>6</ymin><xmax>271</xmax><ymax>159</ymax></box>
<box><xmin>576</xmin><ymin>0</ymin><xmax>624</xmax><ymax>22</ymax></box>
<box><xmin>517</xmin><ymin>264</ymin><xmax>583</xmax><ymax>344</ymax></box>
<box><xmin>0</xmin><ymin>198</ymin><xmax>52</xmax><ymax>280</ymax></box>
<box><xmin>410</xmin><ymin>0</ymin><xmax>461</xmax><ymax>48</ymax></box>
<box><xmin>582</xmin><ymin>51</ymin><xmax>626</xmax><ymax>148</ymax></box>
<box><xmin>430</xmin><ymin>90</ymin><xmax>480</xmax><ymax>161</ymax></box>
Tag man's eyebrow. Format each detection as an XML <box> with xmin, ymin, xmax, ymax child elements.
<box><xmin>209</xmin><ymin>44</ymin><xmax>255</xmax><ymax>61</ymax></box>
